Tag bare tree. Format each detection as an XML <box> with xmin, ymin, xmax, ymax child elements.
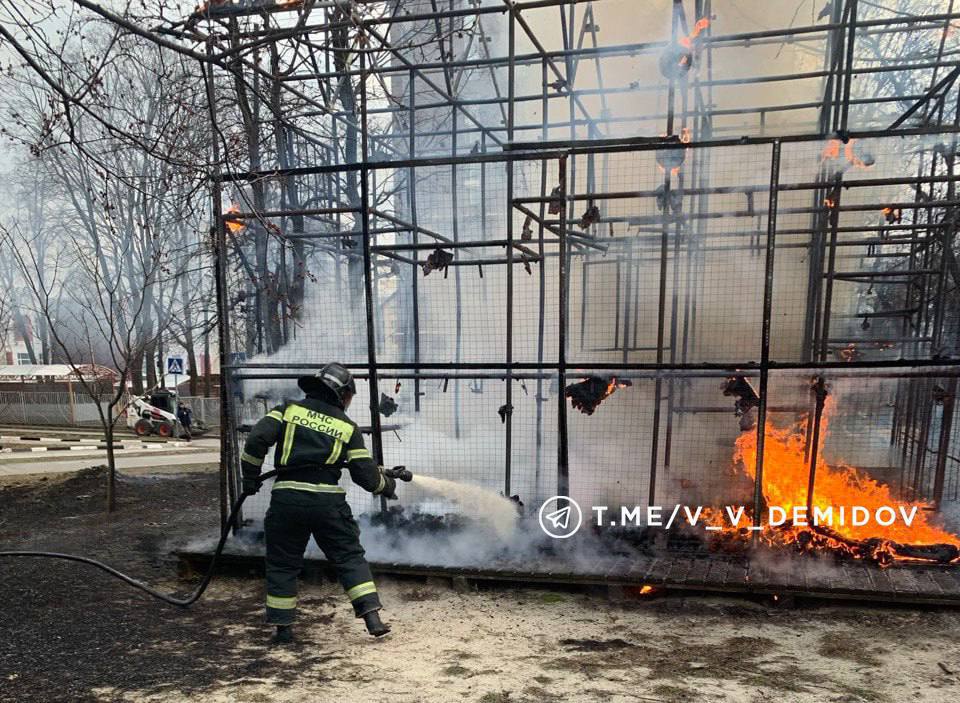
<box><xmin>0</xmin><ymin>29</ymin><xmax>213</xmax><ymax>510</ymax></box>
<box><xmin>1</xmin><ymin>218</ymin><xmax>164</xmax><ymax>511</ymax></box>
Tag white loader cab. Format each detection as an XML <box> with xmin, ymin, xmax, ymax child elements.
<box><xmin>125</xmin><ymin>389</ymin><xmax>184</xmax><ymax>438</ymax></box>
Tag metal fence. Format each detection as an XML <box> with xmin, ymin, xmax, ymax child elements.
<box><xmin>0</xmin><ymin>391</ymin><xmax>104</xmax><ymax>427</ymax></box>
<box><xmin>0</xmin><ymin>391</ymin><xmax>221</xmax><ymax>430</ymax></box>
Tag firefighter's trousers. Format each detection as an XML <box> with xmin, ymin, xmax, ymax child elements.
<box><xmin>263</xmin><ymin>485</ymin><xmax>381</xmax><ymax>625</ymax></box>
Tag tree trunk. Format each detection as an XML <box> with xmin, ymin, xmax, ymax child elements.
<box><xmin>203</xmin><ymin>309</ymin><xmax>212</xmax><ymax>397</ymax></box>
<box><xmin>38</xmin><ymin>315</ymin><xmax>51</xmax><ymax>364</ymax></box>
<box><xmin>332</xmin><ymin>14</ymin><xmax>365</xmax><ymax>313</ymax></box>
<box><xmin>156</xmin><ymin>334</ymin><xmax>166</xmax><ymax>389</ymax></box>
<box><xmin>145</xmin><ymin>338</ymin><xmax>158</xmax><ymax>389</ymax></box>
<box><xmin>104</xmin><ymin>415</ymin><xmax>117</xmax><ymax>512</ymax></box>
<box><xmin>129</xmin><ymin>349</ymin><xmax>145</xmax><ymax>394</ymax></box>
<box><xmin>185</xmin><ymin>332</ymin><xmax>199</xmax><ymax>396</ymax></box>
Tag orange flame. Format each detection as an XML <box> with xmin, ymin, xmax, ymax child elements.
<box><xmin>710</xmin><ymin>400</ymin><xmax>960</xmax><ymax>566</ymax></box>
<box><xmin>838</xmin><ymin>343</ymin><xmax>859</xmax><ymax>362</ymax></box>
<box><xmin>655</xmin><ymin>163</ymin><xmax>683</xmax><ymax>177</ymax></box>
<box><xmin>821</xmin><ymin>139</ymin><xmax>841</xmax><ymax>162</ymax></box>
<box><xmin>844</xmin><ymin>139</ymin><xmax>872</xmax><ymax>169</ymax></box>
<box><xmin>224</xmin><ymin>204</ymin><xmax>245</xmax><ymax>234</ymax></box>
<box><xmin>822</xmin><ymin>138</ymin><xmax>873</xmax><ymax>169</ymax></box>
<box><xmin>679</xmin><ymin>17</ymin><xmax>710</xmax><ymax>48</ymax></box>
<box><xmin>824</xmin><ymin>197</ymin><xmax>836</xmax><ymax>209</ymax></box>
<box><xmin>599</xmin><ymin>376</ymin><xmax>631</xmax><ymax>401</ymax></box>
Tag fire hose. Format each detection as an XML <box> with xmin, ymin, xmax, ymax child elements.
<box><xmin>0</xmin><ymin>466</ymin><xmax>414</xmax><ymax>607</ymax></box>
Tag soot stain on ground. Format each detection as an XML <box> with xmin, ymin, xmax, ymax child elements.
<box><xmin>0</xmin><ymin>466</ymin><xmax>338</xmax><ymax>703</ymax></box>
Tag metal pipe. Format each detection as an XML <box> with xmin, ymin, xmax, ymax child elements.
<box><xmin>557</xmin><ymin>154</ymin><xmax>570</xmax><ymax>497</ymax></box>
<box><xmin>932</xmin><ymin>378</ymin><xmax>958</xmax><ymax>509</ymax></box>
<box><xmin>753</xmin><ymin>141</ymin><xmax>781</xmax><ymax>528</ymax></box>
<box><xmin>805</xmin><ymin>376</ymin><xmax>829</xmax><ymax>513</ymax></box>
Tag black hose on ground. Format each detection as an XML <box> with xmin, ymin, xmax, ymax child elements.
<box><xmin>0</xmin><ymin>469</ymin><xmax>278</xmax><ymax>607</ymax></box>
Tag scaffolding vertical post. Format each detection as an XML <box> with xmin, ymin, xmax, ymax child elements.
<box><xmin>408</xmin><ymin>70</ymin><xmax>422</xmax><ymax>412</ymax></box>
<box><xmin>205</xmin><ymin>37</ymin><xmax>238</xmax><ymax>531</ymax></box>
<box><xmin>533</xmin><ymin>57</ymin><xmax>549</xmax><ymax>496</ymax></box>
<box><xmin>818</xmin><ymin>173</ymin><xmax>843</xmax><ymax>361</ymax></box>
<box><xmin>806</xmin><ymin>376</ymin><xmax>829</xmax><ymax>513</ymax></box>
<box><xmin>753</xmin><ymin>140</ymin><xmax>781</xmax><ymax>527</ymax></box>
<box><xmin>504</xmin><ymin>5</ymin><xmax>516</xmax><ymax>497</ymax></box>
<box><xmin>557</xmin><ymin>153</ymin><xmax>570</xmax><ymax>497</ymax></box>
<box><xmin>648</xmin><ymin>0</ymin><xmax>683</xmax><ymax>507</ymax></box>
<box><xmin>933</xmin><ymin>378</ymin><xmax>957</xmax><ymax>510</ymax></box>
<box><xmin>356</xmin><ymin>34</ymin><xmax>385</xmax><ymax>509</ymax></box>
<box><xmin>838</xmin><ymin>0</ymin><xmax>859</xmax><ymax>133</ymax></box>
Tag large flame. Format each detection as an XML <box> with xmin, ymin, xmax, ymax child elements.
<box><xmin>224</xmin><ymin>204</ymin><xmax>245</xmax><ymax>234</ymax></box>
<box><xmin>712</xmin><ymin>399</ymin><xmax>960</xmax><ymax>566</ymax></box>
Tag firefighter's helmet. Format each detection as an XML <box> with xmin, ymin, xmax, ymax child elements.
<box><xmin>298</xmin><ymin>362</ymin><xmax>357</xmax><ymax>406</ymax></box>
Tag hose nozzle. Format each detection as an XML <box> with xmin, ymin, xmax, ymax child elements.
<box><xmin>384</xmin><ymin>465</ymin><xmax>413</xmax><ymax>482</ymax></box>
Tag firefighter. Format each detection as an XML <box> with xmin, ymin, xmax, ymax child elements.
<box><xmin>240</xmin><ymin>362</ymin><xmax>398</xmax><ymax>644</ymax></box>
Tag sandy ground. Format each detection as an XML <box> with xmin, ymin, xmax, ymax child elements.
<box><xmin>2</xmin><ymin>467</ymin><xmax>960</xmax><ymax>703</ymax></box>
<box><xmin>87</xmin><ymin>578</ymin><xmax>960</xmax><ymax>703</ymax></box>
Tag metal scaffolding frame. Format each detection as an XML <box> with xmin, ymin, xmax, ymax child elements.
<box><xmin>191</xmin><ymin>1</ymin><xmax>960</xmax><ymax>553</ymax></box>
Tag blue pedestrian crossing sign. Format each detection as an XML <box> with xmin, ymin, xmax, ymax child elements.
<box><xmin>166</xmin><ymin>357</ymin><xmax>185</xmax><ymax>375</ymax></box>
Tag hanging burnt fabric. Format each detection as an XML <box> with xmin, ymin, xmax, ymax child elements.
<box><xmin>655</xmin><ymin>185</ymin><xmax>682</xmax><ymax>213</ymax></box>
<box><xmin>565</xmin><ymin>376</ymin><xmax>632</xmax><ymax>415</ymax></box>
<box><xmin>422</xmin><ymin>248</ymin><xmax>454</xmax><ymax>277</ymax></box>
<box><xmin>548</xmin><ymin>185</ymin><xmax>563</xmax><ymax>214</ymax></box>
<box><xmin>722</xmin><ymin>376</ymin><xmax>759</xmax><ymax>417</ymax></box>
<box><xmin>521</xmin><ymin>215</ymin><xmax>534</xmax><ymax>240</ymax></box>
<box><xmin>579</xmin><ymin>204</ymin><xmax>600</xmax><ymax>230</ymax></box>
<box><xmin>658</xmin><ymin>44</ymin><xmax>693</xmax><ymax>79</ymax></box>
<box><xmin>377</xmin><ymin>393</ymin><xmax>398</xmax><ymax>417</ymax></box>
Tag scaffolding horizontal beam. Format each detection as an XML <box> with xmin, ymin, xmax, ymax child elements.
<box><xmin>221</xmin><ymin>124</ymin><xmax>960</xmax><ymax>182</ymax></box>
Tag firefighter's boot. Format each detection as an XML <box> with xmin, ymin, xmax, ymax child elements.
<box><xmin>272</xmin><ymin>624</ymin><xmax>294</xmax><ymax>645</ymax></box>
<box><xmin>362</xmin><ymin>609</ymin><xmax>391</xmax><ymax>637</ymax></box>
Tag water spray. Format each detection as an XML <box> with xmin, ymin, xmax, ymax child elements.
<box><xmin>400</xmin><ymin>472</ymin><xmax>521</xmax><ymax>541</ymax></box>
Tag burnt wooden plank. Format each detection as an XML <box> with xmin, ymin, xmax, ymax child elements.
<box><xmin>862</xmin><ymin>564</ymin><xmax>893</xmax><ymax>596</ymax></box>
<box><xmin>889</xmin><ymin>566</ymin><xmax>923</xmax><ymax>596</ymax></box>
<box><xmin>604</xmin><ymin>557</ymin><xmax>634</xmax><ymax>580</ymax></box>
<box><xmin>928</xmin><ymin>567</ymin><xmax>960</xmax><ymax>594</ymax></box>
<box><xmin>623</xmin><ymin>555</ymin><xmax>653</xmax><ymax>580</ymax></box>
<box><xmin>641</xmin><ymin>557</ymin><xmax>667</xmax><ymax>585</ymax></box>
<box><xmin>663</xmin><ymin>556</ymin><xmax>696</xmax><ymax>586</ymax></box>
<box><xmin>684</xmin><ymin>557</ymin><xmax>712</xmax><ymax>587</ymax></box>
<box><xmin>912</xmin><ymin>569</ymin><xmax>946</xmax><ymax>597</ymax></box>
<box><xmin>701</xmin><ymin>557</ymin><xmax>729</xmax><ymax>586</ymax></box>
<box><xmin>843</xmin><ymin>562</ymin><xmax>875</xmax><ymax>597</ymax></box>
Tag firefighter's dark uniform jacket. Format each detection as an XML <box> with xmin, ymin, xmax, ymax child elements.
<box><xmin>240</xmin><ymin>394</ymin><xmax>393</xmax><ymax>624</ymax></box>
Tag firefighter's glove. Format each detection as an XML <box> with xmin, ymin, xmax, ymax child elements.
<box><xmin>380</xmin><ymin>475</ymin><xmax>398</xmax><ymax>500</ymax></box>
<box><xmin>242</xmin><ymin>477</ymin><xmax>261</xmax><ymax>497</ymax></box>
